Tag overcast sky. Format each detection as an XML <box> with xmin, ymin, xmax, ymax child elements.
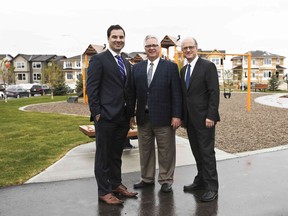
<box><xmin>1</xmin><ymin>0</ymin><xmax>288</xmax><ymax>66</ymax></box>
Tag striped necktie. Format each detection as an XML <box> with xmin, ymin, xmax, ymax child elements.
<box><xmin>115</xmin><ymin>55</ymin><xmax>126</xmax><ymax>81</ymax></box>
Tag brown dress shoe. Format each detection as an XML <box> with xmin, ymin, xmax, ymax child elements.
<box><xmin>113</xmin><ymin>184</ymin><xmax>138</xmax><ymax>197</ymax></box>
<box><xmin>99</xmin><ymin>193</ymin><xmax>124</xmax><ymax>205</ymax></box>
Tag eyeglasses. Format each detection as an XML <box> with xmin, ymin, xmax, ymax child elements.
<box><xmin>145</xmin><ymin>44</ymin><xmax>159</xmax><ymax>48</ymax></box>
<box><xmin>182</xmin><ymin>46</ymin><xmax>196</xmax><ymax>51</ymax></box>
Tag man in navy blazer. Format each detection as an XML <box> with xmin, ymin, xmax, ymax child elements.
<box><xmin>180</xmin><ymin>37</ymin><xmax>220</xmax><ymax>202</ymax></box>
<box><xmin>86</xmin><ymin>24</ymin><xmax>137</xmax><ymax>205</ymax></box>
<box><xmin>130</xmin><ymin>35</ymin><xmax>182</xmax><ymax>193</ymax></box>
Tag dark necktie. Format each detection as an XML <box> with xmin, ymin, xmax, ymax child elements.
<box><xmin>115</xmin><ymin>55</ymin><xmax>126</xmax><ymax>81</ymax></box>
<box><xmin>147</xmin><ymin>62</ymin><xmax>154</xmax><ymax>87</ymax></box>
<box><xmin>185</xmin><ymin>64</ymin><xmax>191</xmax><ymax>89</ymax></box>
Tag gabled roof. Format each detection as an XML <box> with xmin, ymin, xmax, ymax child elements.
<box><xmin>161</xmin><ymin>35</ymin><xmax>181</xmax><ymax>49</ymax></box>
<box><xmin>65</xmin><ymin>55</ymin><xmax>81</xmax><ymax>60</ymax></box>
<box><xmin>84</xmin><ymin>44</ymin><xmax>106</xmax><ymax>56</ymax></box>
<box><xmin>247</xmin><ymin>50</ymin><xmax>285</xmax><ymax>58</ymax></box>
<box><xmin>12</xmin><ymin>54</ymin><xmax>57</xmax><ymax>61</ymax></box>
<box><xmin>0</xmin><ymin>54</ymin><xmax>13</xmax><ymax>60</ymax></box>
<box><xmin>198</xmin><ymin>49</ymin><xmax>226</xmax><ymax>59</ymax></box>
<box><xmin>231</xmin><ymin>50</ymin><xmax>285</xmax><ymax>60</ymax></box>
<box><xmin>129</xmin><ymin>52</ymin><xmax>146</xmax><ymax>58</ymax></box>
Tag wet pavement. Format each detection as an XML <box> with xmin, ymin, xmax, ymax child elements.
<box><xmin>1</xmin><ymin>148</ymin><xmax>288</xmax><ymax>216</ymax></box>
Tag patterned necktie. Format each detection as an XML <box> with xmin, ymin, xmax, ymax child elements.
<box><xmin>185</xmin><ymin>64</ymin><xmax>191</xmax><ymax>89</ymax></box>
<box><xmin>147</xmin><ymin>62</ymin><xmax>154</xmax><ymax>87</ymax></box>
<box><xmin>115</xmin><ymin>55</ymin><xmax>126</xmax><ymax>81</ymax></box>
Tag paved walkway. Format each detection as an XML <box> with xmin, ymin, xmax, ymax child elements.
<box><xmin>1</xmin><ymin>93</ymin><xmax>288</xmax><ymax>216</ymax></box>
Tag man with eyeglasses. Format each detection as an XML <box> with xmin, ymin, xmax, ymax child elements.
<box><xmin>130</xmin><ymin>35</ymin><xmax>182</xmax><ymax>193</ymax></box>
<box><xmin>180</xmin><ymin>37</ymin><xmax>220</xmax><ymax>202</ymax></box>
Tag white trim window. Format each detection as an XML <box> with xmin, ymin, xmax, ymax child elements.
<box><xmin>33</xmin><ymin>73</ymin><xmax>41</xmax><ymax>81</ymax></box>
<box><xmin>65</xmin><ymin>61</ymin><xmax>72</xmax><ymax>68</ymax></box>
<box><xmin>264</xmin><ymin>58</ymin><xmax>272</xmax><ymax>65</ymax></box>
<box><xmin>76</xmin><ymin>72</ymin><xmax>81</xmax><ymax>79</ymax></box>
<box><xmin>32</xmin><ymin>62</ymin><xmax>42</xmax><ymax>69</ymax></box>
<box><xmin>263</xmin><ymin>70</ymin><xmax>271</xmax><ymax>78</ymax></box>
<box><xmin>17</xmin><ymin>73</ymin><xmax>26</xmax><ymax>80</ymax></box>
<box><xmin>16</xmin><ymin>62</ymin><xmax>25</xmax><ymax>69</ymax></box>
<box><xmin>66</xmin><ymin>72</ymin><xmax>73</xmax><ymax>80</ymax></box>
<box><xmin>211</xmin><ymin>58</ymin><xmax>220</xmax><ymax>66</ymax></box>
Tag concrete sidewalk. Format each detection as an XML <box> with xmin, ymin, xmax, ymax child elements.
<box><xmin>26</xmin><ymin>136</ymin><xmax>237</xmax><ymax>183</ymax></box>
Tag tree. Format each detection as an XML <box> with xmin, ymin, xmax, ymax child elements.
<box><xmin>0</xmin><ymin>59</ymin><xmax>15</xmax><ymax>85</ymax></box>
<box><xmin>75</xmin><ymin>74</ymin><xmax>83</xmax><ymax>95</ymax></box>
<box><xmin>43</xmin><ymin>61</ymin><xmax>67</xmax><ymax>96</ymax></box>
<box><xmin>268</xmin><ymin>74</ymin><xmax>280</xmax><ymax>91</ymax></box>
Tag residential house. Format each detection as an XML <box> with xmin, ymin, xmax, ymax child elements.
<box><xmin>198</xmin><ymin>49</ymin><xmax>226</xmax><ymax>85</ymax></box>
<box><xmin>231</xmin><ymin>50</ymin><xmax>286</xmax><ymax>86</ymax></box>
<box><xmin>12</xmin><ymin>54</ymin><xmax>66</xmax><ymax>85</ymax></box>
<box><xmin>62</xmin><ymin>55</ymin><xmax>82</xmax><ymax>90</ymax></box>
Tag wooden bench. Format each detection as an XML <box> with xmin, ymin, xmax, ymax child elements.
<box><xmin>254</xmin><ymin>84</ymin><xmax>268</xmax><ymax>92</ymax></box>
<box><xmin>79</xmin><ymin>125</ymin><xmax>138</xmax><ymax>139</ymax></box>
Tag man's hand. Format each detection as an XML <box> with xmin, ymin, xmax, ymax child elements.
<box><xmin>206</xmin><ymin>118</ymin><xmax>215</xmax><ymax>128</ymax></box>
<box><xmin>171</xmin><ymin>117</ymin><xmax>181</xmax><ymax>130</ymax></box>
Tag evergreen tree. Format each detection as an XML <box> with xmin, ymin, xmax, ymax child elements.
<box><xmin>268</xmin><ymin>74</ymin><xmax>280</xmax><ymax>91</ymax></box>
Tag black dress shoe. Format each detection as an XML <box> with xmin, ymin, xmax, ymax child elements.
<box><xmin>201</xmin><ymin>190</ymin><xmax>218</xmax><ymax>202</ymax></box>
<box><xmin>133</xmin><ymin>181</ymin><xmax>154</xmax><ymax>189</ymax></box>
<box><xmin>183</xmin><ymin>183</ymin><xmax>205</xmax><ymax>191</ymax></box>
<box><xmin>161</xmin><ymin>183</ymin><xmax>172</xmax><ymax>193</ymax></box>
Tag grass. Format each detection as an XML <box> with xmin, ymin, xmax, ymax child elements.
<box><xmin>0</xmin><ymin>96</ymin><xmax>92</xmax><ymax>187</ymax></box>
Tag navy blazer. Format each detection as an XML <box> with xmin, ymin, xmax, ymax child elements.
<box><xmin>180</xmin><ymin>57</ymin><xmax>220</xmax><ymax>128</ymax></box>
<box><xmin>86</xmin><ymin>50</ymin><xmax>133</xmax><ymax>121</ymax></box>
<box><xmin>130</xmin><ymin>58</ymin><xmax>182</xmax><ymax>127</ymax></box>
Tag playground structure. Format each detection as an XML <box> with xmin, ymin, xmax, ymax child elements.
<box><xmin>80</xmin><ymin>36</ymin><xmax>252</xmax><ymax>112</ymax></box>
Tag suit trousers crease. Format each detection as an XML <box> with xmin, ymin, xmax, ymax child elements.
<box><xmin>186</xmin><ymin>120</ymin><xmax>219</xmax><ymax>191</ymax></box>
<box><xmin>94</xmin><ymin>115</ymin><xmax>129</xmax><ymax>196</ymax></box>
<box><xmin>137</xmin><ymin>113</ymin><xmax>176</xmax><ymax>184</ymax></box>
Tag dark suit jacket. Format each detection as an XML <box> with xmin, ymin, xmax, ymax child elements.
<box><xmin>86</xmin><ymin>50</ymin><xmax>133</xmax><ymax>121</ymax></box>
<box><xmin>180</xmin><ymin>57</ymin><xmax>220</xmax><ymax>128</ymax></box>
<box><xmin>130</xmin><ymin>59</ymin><xmax>182</xmax><ymax>127</ymax></box>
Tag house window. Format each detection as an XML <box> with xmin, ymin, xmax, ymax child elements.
<box><xmin>33</xmin><ymin>73</ymin><xmax>41</xmax><ymax>81</ymax></box>
<box><xmin>252</xmin><ymin>59</ymin><xmax>256</xmax><ymax>66</ymax></box>
<box><xmin>76</xmin><ymin>72</ymin><xmax>81</xmax><ymax>79</ymax></box>
<box><xmin>237</xmin><ymin>59</ymin><xmax>241</xmax><ymax>65</ymax></box>
<box><xmin>32</xmin><ymin>62</ymin><xmax>42</xmax><ymax>68</ymax></box>
<box><xmin>276</xmin><ymin>59</ymin><xmax>280</xmax><ymax>65</ymax></box>
<box><xmin>17</xmin><ymin>73</ymin><xmax>26</xmax><ymax>80</ymax></box>
<box><xmin>252</xmin><ymin>70</ymin><xmax>256</xmax><ymax>78</ymax></box>
<box><xmin>16</xmin><ymin>62</ymin><xmax>25</xmax><ymax>69</ymax></box>
<box><xmin>66</xmin><ymin>72</ymin><xmax>73</xmax><ymax>80</ymax></box>
<box><xmin>65</xmin><ymin>62</ymin><xmax>72</xmax><ymax>68</ymax></box>
<box><xmin>211</xmin><ymin>58</ymin><xmax>220</xmax><ymax>65</ymax></box>
<box><xmin>263</xmin><ymin>70</ymin><xmax>271</xmax><ymax>78</ymax></box>
<box><xmin>264</xmin><ymin>58</ymin><xmax>272</xmax><ymax>65</ymax></box>
<box><xmin>76</xmin><ymin>61</ymin><xmax>81</xmax><ymax>68</ymax></box>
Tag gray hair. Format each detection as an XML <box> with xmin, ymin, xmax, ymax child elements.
<box><xmin>143</xmin><ymin>35</ymin><xmax>160</xmax><ymax>47</ymax></box>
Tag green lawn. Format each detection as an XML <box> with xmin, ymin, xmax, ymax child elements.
<box><xmin>0</xmin><ymin>96</ymin><xmax>92</xmax><ymax>187</ymax></box>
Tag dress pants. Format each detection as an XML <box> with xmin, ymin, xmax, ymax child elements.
<box><xmin>137</xmin><ymin>113</ymin><xmax>176</xmax><ymax>184</ymax></box>
<box><xmin>94</xmin><ymin>115</ymin><xmax>129</xmax><ymax>196</ymax></box>
<box><xmin>186</xmin><ymin>120</ymin><xmax>219</xmax><ymax>191</ymax></box>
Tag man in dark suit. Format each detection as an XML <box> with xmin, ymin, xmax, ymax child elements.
<box><xmin>130</xmin><ymin>35</ymin><xmax>182</xmax><ymax>193</ymax></box>
<box><xmin>180</xmin><ymin>37</ymin><xmax>220</xmax><ymax>202</ymax></box>
<box><xmin>86</xmin><ymin>24</ymin><xmax>137</xmax><ymax>205</ymax></box>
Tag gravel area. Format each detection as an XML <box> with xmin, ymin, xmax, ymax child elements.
<box><xmin>24</xmin><ymin>93</ymin><xmax>288</xmax><ymax>153</ymax></box>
